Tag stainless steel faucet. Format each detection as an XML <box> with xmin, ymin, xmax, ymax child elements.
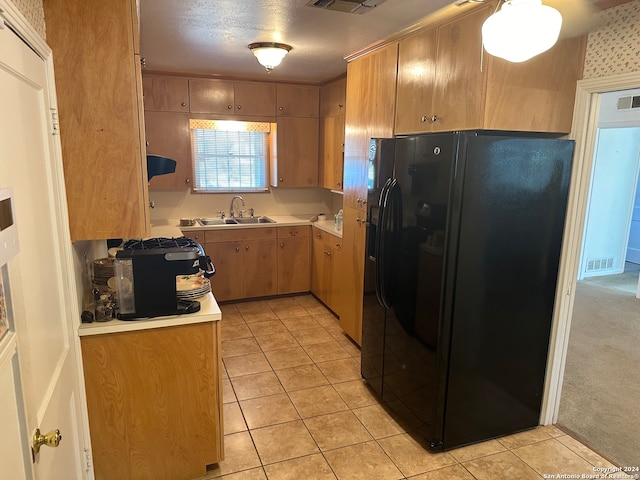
<box><xmin>229</xmin><ymin>195</ymin><xmax>245</xmax><ymax>218</ymax></box>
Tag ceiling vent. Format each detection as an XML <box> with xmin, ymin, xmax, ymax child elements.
<box><xmin>306</xmin><ymin>0</ymin><xmax>386</xmax><ymax>14</ymax></box>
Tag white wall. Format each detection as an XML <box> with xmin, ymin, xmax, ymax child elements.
<box><xmin>579</xmin><ymin>127</ymin><xmax>640</xmax><ymax>278</ymax></box>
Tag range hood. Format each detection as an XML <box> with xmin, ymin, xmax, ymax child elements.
<box><xmin>146</xmin><ymin>155</ymin><xmax>176</xmax><ymax>182</ymax></box>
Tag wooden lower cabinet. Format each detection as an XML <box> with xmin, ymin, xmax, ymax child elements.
<box><xmin>277</xmin><ymin>226</ymin><xmax>311</xmax><ymax>294</ymax></box>
<box><xmin>204</xmin><ymin>228</ymin><xmax>277</xmax><ymax>301</ymax></box>
<box><xmin>80</xmin><ymin>322</ymin><xmax>223</xmax><ymax>480</ymax></box>
<box><xmin>335</xmin><ymin>207</ymin><xmax>366</xmax><ymax>345</ymax></box>
<box><xmin>311</xmin><ymin>227</ymin><xmax>343</xmax><ymax>316</ymax></box>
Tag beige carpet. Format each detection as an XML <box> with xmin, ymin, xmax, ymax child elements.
<box><xmin>557</xmin><ymin>279</ymin><xmax>640</xmax><ymax>466</ymax></box>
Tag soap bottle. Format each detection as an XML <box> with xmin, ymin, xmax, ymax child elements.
<box><xmin>335</xmin><ymin>209</ymin><xmax>343</xmax><ymax>232</ymax></box>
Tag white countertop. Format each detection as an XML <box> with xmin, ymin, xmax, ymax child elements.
<box><xmin>78</xmin><ymin>293</ymin><xmax>221</xmax><ymax>336</ymax></box>
<box><xmin>156</xmin><ymin>215</ymin><xmax>343</xmax><ymax>238</ymax></box>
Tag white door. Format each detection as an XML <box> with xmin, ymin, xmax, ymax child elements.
<box><xmin>0</xmin><ymin>10</ymin><xmax>88</xmax><ymax>480</ymax></box>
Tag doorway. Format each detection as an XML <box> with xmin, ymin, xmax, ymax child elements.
<box><xmin>541</xmin><ymin>73</ymin><xmax>640</xmax><ymax>467</ymax></box>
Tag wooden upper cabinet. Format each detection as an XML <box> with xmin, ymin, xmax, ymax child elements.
<box><xmin>395</xmin><ymin>28</ymin><xmax>438</xmax><ymax>135</ymax></box>
<box><xmin>320</xmin><ymin>114</ymin><xmax>345</xmax><ymax>190</ymax></box>
<box><xmin>431</xmin><ymin>5</ymin><xmax>489</xmax><ymax>132</ymax></box>
<box><xmin>482</xmin><ymin>35</ymin><xmax>586</xmax><ymax>133</ymax></box>
<box><xmin>395</xmin><ymin>2</ymin><xmax>585</xmax><ymax>135</ymax></box>
<box><xmin>43</xmin><ymin>0</ymin><xmax>149</xmax><ymax>241</ymax></box>
<box><xmin>189</xmin><ymin>79</ymin><xmax>276</xmax><ymax>116</ymax></box>
<box><xmin>143</xmin><ymin>76</ymin><xmax>189</xmax><ymax>112</ymax></box>
<box><xmin>234</xmin><ymin>82</ymin><xmax>276</xmax><ymax>116</ymax></box>
<box><xmin>189</xmin><ymin>79</ymin><xmax>235</xmax><ymax>115</ymax></box>
<box><xmin>343</xmin><ymin>43</ymin><xmax>398</xmax><ymax>211</ymax></box>
<box><xmin>271</xmin><ymin>117</ymin><xmax>319</xmax><ymax>187</ymax></box>
<box><xmin>277</xmin><ymin>85</ymin><xmax>320</xmax><ymax>117</ymax></box>
<box><xmin>145</xmin><ymin>111</ymin><xmax>192</xmax><ymax>190</ymax></box>
<box><xmin>320</xmin><ymin>77</ymin><xmax>346</xmax><ymax>117</ymax></box>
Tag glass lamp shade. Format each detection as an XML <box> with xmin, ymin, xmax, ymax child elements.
<box><xmin>248</xmin><ymin>42</ymin><xmax>292</xmax><ymax>72</ymax></box>
<box><xmin>482</xmin><ymin>0</ymin><xmax>562</xmax><ymax>63</ymax></box>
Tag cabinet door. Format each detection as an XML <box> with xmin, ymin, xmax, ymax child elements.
<box><xmin>182</xmin><ymin>230</ymin><xmax>204</xmax><ymax>244</ymax></box>
<box><xmin>243</xmin><ymin>239</ymin><xmax>278</xmax><ymax>298</ymax></box>
<box><xmin>395</xmin><ymin>27</ymin><xmax>438</xmax><ymax>135</ymax></box>
<box><xmin>145</xmin><ymin>111</ymin><xmax>192</xmax><ymax>189</ymax></box>
<box><xmin>311</xmin><ymin>231</ymin><xmax>329</xmax><ymax>302</ymax></box>
<box><xmin>80</xmin><ymin>323</ymin><xmax>222</xmax><ymax>479</ymax></box>
<box><xmin>328</xmin><ymin>241</ymin><xmax>343</xmax><ymax>316</ymax></box>
<box><xmin>278</xmin><ymin>236</ymin><xmax>311</xmax><ymax>294</ymax></box>
<box><xmin>431</xmin><ymin>6</ymin><xmax>490</xmax><ymax>132</ymax></box>
<box><xmin>274</xmin><ymin>117</ymin><xmax>319</xmax><ymax>187</ymax></box>
<box><xmin>343</xmin><ymin>43</ymin><xmax>398</xmax><ymax>211</ymax></box>
<box><xmin>44</xmin><ymin>0</ymin><xmax>149</xmax><ymax>241</ymax></box>
<box><xmin>143</xmin><ymin>76</ymin><xmax>189</xmax><ymax>112</ymax></box>
<box><xmin>189</xmin><ymin>79</ymin><xmax>235</xmax><ymax>114</ymax></box>
<box><xmin>207</xmin><ymin>241</ymin><xmax>244</xmax><ymax>301</ymax></box>
<box><xmin>320</xmin><ymin>77</ymin><xmax>346</xmax><ymax>117</ymax></box>
<box><xmin>277</xmin><ymin>85</ymin><xmax>320</xmax><ymax>117</ymax></box>
<box><xmin>319</xmin><ymin>114</ymin><xmax>345</xmax><ymax>190</ymax></box>
<box><xmin>336</xmin><ymin>207</ymin><xmax>366</xmax><ymax>345</ymax></box>
<box><xmin>234</xmin><ymin>82</ymin><xmax>277</xmax><ymax>116</ymax></box>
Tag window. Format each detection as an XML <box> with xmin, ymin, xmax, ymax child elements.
<box><xmin>190</xmin><ymin>120</ymin><xmax>270</xmax><ymax>192</ymax></box>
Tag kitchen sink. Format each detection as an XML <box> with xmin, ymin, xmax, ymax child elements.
<box><xmin>198</xmin><ymin>218</ymin><xmax>238</xmax><ymax>226</ymax></box>
<box><xmin>234</xmin><ymin>216</ymin><xmax>276</xmax><ymax>224</ymax></box>
<box><xmin>197</xmin><ymin>216</ymin><xmax>275</xmax><ymax>226</ymax></box>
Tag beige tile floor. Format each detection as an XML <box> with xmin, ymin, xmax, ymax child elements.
<box><xmin>196</xmin><ymin>295</ymin><xmax>618</xmax><ymax>480</ymax></box>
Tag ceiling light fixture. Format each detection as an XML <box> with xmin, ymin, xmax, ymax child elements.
<box><xmin>481</xmin><ymin>0</ymin><xmax>562</xmax><ymax>63</ymax></box>
<box><xmin>248</xmin><ymin>42</ymin><xmax>292</xmax><ymax>72</ymax></box>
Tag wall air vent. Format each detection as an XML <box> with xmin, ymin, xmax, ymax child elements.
<box><xmin>617</xmin><ymin>95</ymin><xmax>640</xmax><ymax>110</ymax></box>
<box><xmin>586</xmin><ymin>257</ymin><xmax>614</xmax><ymax>272</ymax></box>
<box><xmin>306</xmin><ymin>0</ymin><xmax>386</xmax><ymax>14</ymax></box>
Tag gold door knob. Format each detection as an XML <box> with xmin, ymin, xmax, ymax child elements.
<box><xmin>32</xmin><ymin>428</ymin><xmax>62</xmax><ymax>455</ymax></box>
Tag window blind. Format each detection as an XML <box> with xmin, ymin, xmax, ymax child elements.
<box><xmin>191</xmin><ymin>120</ymin><xmax>270</xmax><ymax>192</ymax></box>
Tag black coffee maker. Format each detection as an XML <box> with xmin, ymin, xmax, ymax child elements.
<box><xmin>114</xmin><ymin>237</ymin><xmax>215</xmax><ymax>320</ymax></box>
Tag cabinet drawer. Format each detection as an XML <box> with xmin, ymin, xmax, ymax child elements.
<box><xmin>277</xmin><ymin>225</ymin><xmax>310</xmax><ymax>238</ymax></box>
<box><xmin>204</xmin><ymin>227</ymin><xmax>276</xmax><ymax>243</ymax></box>
<box><xmin>182</xmin><ymin>230</ymin><xmax>205</xmax><ymax>244</ymax></box>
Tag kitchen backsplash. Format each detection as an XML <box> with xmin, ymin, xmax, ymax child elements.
<box><xmin>583</xmin><ymin>0</ymin><xmax>640</xmax><ymax>79</ymax></box>
<box><xmin>149</xmin><ymin>187</ymin><xmax>339</xmax><ymax>221</ymax></box>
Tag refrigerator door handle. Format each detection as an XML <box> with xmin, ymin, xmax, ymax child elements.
<box><xmin>375</xmin><ymin>178</ymin><xmax>393</xmax><ymax>309</ymax></box>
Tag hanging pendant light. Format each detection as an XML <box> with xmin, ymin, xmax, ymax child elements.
<box><xmin>481</xmin><ymin>0</ymin><xmax>562</xmax><ymax>63</ymax></box>
<box><xmin>248</xmin><ymin>42</ymin><xmax>292</xmax><ymax>72</ymax></box>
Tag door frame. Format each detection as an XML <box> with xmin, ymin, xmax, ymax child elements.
<box><xmin>541</xmin><ymin>71</ymin><xmax>640</xmax><ymax>424</ymax></box>
<box><xmin>0</xmin><ymin>1</ymin><xmax>92</xmax><ymax>476</ymax></box>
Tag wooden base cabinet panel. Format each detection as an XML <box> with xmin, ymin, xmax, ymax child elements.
<box><xmin>335</xmin><ymin>207</ymin><xmax>366</xmax><ymax>345</ymax></box>
<box><xmin>311</xmin><ymin>227</ymin><xmax>343</xmax><ymax>316</ymax></box>
<box><xmin>204</xmin><ymin>228</ymin><xmax>277</xmax><ymax>301</ymax></box>
<box><xmin>277</xmin><ymin>226</ymin><xmax>311</xmax><ymax>294</ymax></box>
<box><xmin>80</xmin><ymin>322</ymin><xmax>223</xmax><ymax>480</ymax></box>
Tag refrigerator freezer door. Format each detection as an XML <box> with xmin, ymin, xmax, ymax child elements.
<box><xmin>442</xmin><ymin>134</ymin><xmax>574</xmax><ymax>449</ymax></box>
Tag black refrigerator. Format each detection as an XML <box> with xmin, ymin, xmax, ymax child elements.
<box><xmin>361</xmin><ymin>131</ymin><xmax>573</xmax><ymax>450</ymax></box>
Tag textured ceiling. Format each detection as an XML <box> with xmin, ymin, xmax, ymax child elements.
<box><xmin>139</xmin><ymin>0</ymin><xmax>614</xmax><ymax>84</ymax></box>
<box><xmin>139</xmin><ymin>0</ymin><xmax>454</xmax><ymax>83</ymax></box>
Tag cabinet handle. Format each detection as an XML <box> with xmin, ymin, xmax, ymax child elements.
<box><xmin>431</xmin><ymin>115</ymin><xmax>439</xmax><ymax>123</ymax></box>
<box><xmin>181</xmin><ymin>102</ymin><xmax>186</xmax><ymax>107</ymax></box>
<box><xmin>336</xmin><ymin>182</ymin><xmax>341</xmax><ymax>187</ymax></box>
<box><xmin>421</xmin><ymin>115</ymin><xmax>428</xmax><ymax>123</ymax></box>
<box><xmin>245</xmin><ymin>245</ymin><xmax>249</xmax><ymax>251</ymax></box>
<box><xmin>227</xmin><ymin>105</ymin><xmax>233</xmax><ymax>110</ymax></box>
<box><xmin>279</xmin><ymin>177</ymin><xmax>284</xmax><ymax>182</ymax></box>
<box><xmin>356</xmin><ymin>198</ymin><xmax>362</xmax><ymax>204</ymax></box>
<box><xmin>356</xmin><ymin>217</ymin><xmax>362</xmax><ymax>224</ymax></box>
<box><xmin>235</xmin><ymin>247</ymin><xmax>240</xmax><ymax>252</ymax></box>
<box><xmin>362</xmin><ymin>199</ymin><xmax>367</xmax><ymax>205</ymax></box>
<box><xmin>338</xmin><ymin>104</ymin><xmax>343</xmax><ymax>108</ymax></box>
<box><xmin>326</xmin><ymin>251</ymin><xmax>332</xmax><ymax>257</ymax></box>
<box><xmin>145</xmin><ymin>140</ymin><xmax>150</xmax><ymax>146</ymax></box>
<box><xmin>280</xmin><ymin>242</ymin><xmax>284</xmax><ymax>248</ymax></box>
<box><xmin>185</xmin><ymin>178</ymin><xmax>191</xmax><ymax>184</ymax></box>
<box><xmin>291</xmin><ymin>230</ymin><xmax>298</xmax><ymax>236</ymax></box>
<box><xmin>336</xmin><ymin>243</ymin><xmax>341</xmax><ymax>248</ymax></box>
<box><xmin>316</xmin><ymin>233</ymin><xmax>321</xmax><ymax>238</ymax></box>
<box><xmin>237</xmin><ymin>105</ymin><xmax>241</xmax><ymax>110</ymax></box>
<box><xmin>278</xmin><ymin>106</ymin><xmax>284</xmax><ymax>111</ymax></box>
